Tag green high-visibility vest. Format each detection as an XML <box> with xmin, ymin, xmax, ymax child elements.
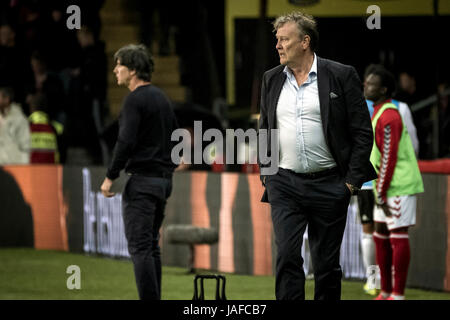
<box><xmin>370</xmin><ymin>103</ymin><xmax>424</xmax><ymax>198</ymax></box>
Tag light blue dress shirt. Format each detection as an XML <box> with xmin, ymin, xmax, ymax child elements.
<box><xmin>276</xmin><ymin>54</ymin><xmax>336</xmax><ymax>173</ymax></box>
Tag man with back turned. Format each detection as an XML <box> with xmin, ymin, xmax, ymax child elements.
<box><xmin>258</xmin><ymin>11</ymin><xmax>376</xmax><ymax>300</ymax></box>
<box><xmin>100</xmin><ymin>44</ymin><xmax>178</xmax><ymax>300</ymax></box>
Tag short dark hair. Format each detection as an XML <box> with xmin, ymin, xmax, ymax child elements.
<box><xmin>0</xmin><ymin>86</ymin><xmax>14</xmax><ymax>101</ymax></box>
<box><xmin>364</xmin><ymin>63</ymin><xmax>383</xmax><ymax>80</ymax></box>
<box><xmin>29</xmin><ymin>93</ymin><xmax>48</xmax><ymax>113</ymax></box>
<box><xmin>368</xmin><ymin>65</ymin><xmax>396</xmax><ymax>98</ymax></box>
<box><xmin>114</xmin><ymin>44</ymin><xmax>154</xmax><ymax>82</ymax></box>
<box><xmin>273</xmin><ymin>11</ymin><xmax>319</xmax><ymax>51</ymax></box>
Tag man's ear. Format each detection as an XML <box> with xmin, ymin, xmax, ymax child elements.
<box><xmin>302</xmin><ymin>35</ymin><xmax>311</xmax><ymax>50</ymax></box>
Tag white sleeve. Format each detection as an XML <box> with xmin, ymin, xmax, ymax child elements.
<box><xmin>16</xmin><ymin>116</ymin><xmax>31</xmax><ymax>164</ymax></box>
<box><xmin>398</xmin><ymin>101</ymin><xmax>419</xmax><ymax>157</ymax></box>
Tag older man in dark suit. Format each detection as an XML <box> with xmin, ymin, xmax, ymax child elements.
<box><xmin>258</xmin><ymin>11</ymin><xmax>376</xmax><ymax>300</ymax></box>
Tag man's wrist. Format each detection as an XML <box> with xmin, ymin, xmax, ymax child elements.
<box><xmin>106</xmin><ymin>170</ymin><xmax>118</xmax><ymax>181</ymax></box>
<box><xmin>375</xmin><ymin>195</ymin><xmax>386</xmax><ymax>206</ymax></box>
<box><xmin>346</xmin><ymin>183</ymin><xmax>359</xmax><ymax>195</ymax></box>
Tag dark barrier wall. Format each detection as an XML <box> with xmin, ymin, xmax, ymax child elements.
<box><xmin>0</xmin><ymin>168</ymin><xmax>33</xmax><ymax>247</ymax></box>
<box><xmin>1</xmin><ymin>165</ymin><xmax>67</xmax><ymax>250</ymax></box>
<box><xmin>1</xmin><ymin>164</ymin><xmax>450</xmax><ymax>292</ymax></box>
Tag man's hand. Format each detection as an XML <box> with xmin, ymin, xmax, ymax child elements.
<box><xmin>379</xmin><ymin>202</ymin><xmax>392</xmax><ymax>217</ymax></box>
<box><xmin>345</xmin><ymin>183</ymin><xmax>355</xmax><ymax>195</ymax></box>
<box><xmin>101</xmin><ymin>177</ymin><xmax>115</xmax><ymax>198</ymax></box>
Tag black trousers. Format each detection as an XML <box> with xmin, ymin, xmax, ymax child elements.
<box><xmin>265</xmin><ymin>167</ymin><xmax>351</xmax><ymax>300</ymax></box>
<box><xmin>122</xmin><ymin>174</ymin><xmax>172</xmax><ymax>300</ymax></box>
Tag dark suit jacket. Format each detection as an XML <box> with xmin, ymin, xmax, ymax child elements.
<box><xmin>258</xmin><ymin>56</ymin><xmax>377</xmax><ymax>202</ymax></box>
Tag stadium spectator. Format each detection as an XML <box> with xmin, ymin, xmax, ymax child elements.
<box><xmin>174</xmin><ymin>0</ymin><xmax>221</xmax><ymax>108</ymax></box>
<box><xmin>64</xmin><ymin>25</ymin><xmax>106</xmax><ymax>165</ymax></box>
<box><xmin>28</xmin><ymin>93</ymin><xmax>60</xmax><ymax>163</ymax></box>
<box><xmin>13</xmin><ymin>0</ymin><xmax>47</xmax><ymax>57</ymax></box>
<box><xmin>75</xmin><ymin>25</ymin><xmax>107</xmax><ymax>103</ymax></box>
<box><xmin>0</xmin><ymin>23</ymin><xmax>29</xmax><ymax>105</ymax></box>
<box><xmin>41</xmin><ymin>1</ymin><xmax>80</xmax><ymax>73</ymax></box>
<box><xmin>394</xmin><ymin>71</ymin><xmax>431</xmax><ymax>158</ymax></box>
<box><xmin>24</xmin><ymin>50</ymin><xmax>66</xmax><ymax>124</ymax></box>
<box><xmin>258</xmin><ymin>12</ymin><xmax>376</xmax><ymax>300</ymax></box>
<box><xmin>138</xmin><ymin>0</ymin><xmax>171</xmax><ymax>56</ymax></box>
<box><xmin>365</xmin><ymin>66</ymin><xmax>424</xmax><ymax>300</ymax></box>
<box><xmin>1</xmin><ymin>0</ymin><xmax>107</xmax><ymax>164</ymax></box>
<box><xmin>395</xmin><ymin>71</ymin><xmax>420</xmax><ymax>106</ymax></box>
<box><xmin>0</xmin><ymin>87</ymin><xmax>30</xmax><ymax>165</ymax></box>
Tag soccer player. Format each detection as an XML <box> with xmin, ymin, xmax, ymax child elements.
<box><xmin>359</xmin><ymin>64</ymin><xmax>420</xmax><ymax>296</ymax></box>
<box><xmin>364</xmin><ymin>66</ymin><xmax>424</xmax><ymax>300</ymax></box>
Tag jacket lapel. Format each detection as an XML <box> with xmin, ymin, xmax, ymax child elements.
<box><xmin>317</xmin><ymin>57</ymin><xmax>330</xmax><ymax>139</ymax></box>
<box><xmin>269</xmin><ymin>70</ymin><xmax>286</xmax><ymax>129</ymax></box>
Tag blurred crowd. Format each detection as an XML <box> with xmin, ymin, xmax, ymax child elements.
<box><xmin>0</xmin><ymin>0</ymin><xmax>107</xmax><ymax>165</ymax></box>
<box><xmin>393</xmin><ymin>70</ymin><xmax>450</xmax><ymax>159</ymax></box>
<box><xmin>1</xmin><ymin>0</ymin><xmax>449</xmax><ymax>168</ymax></box>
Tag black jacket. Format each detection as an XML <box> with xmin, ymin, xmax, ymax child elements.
<box><xmin>258</xmin><ymin>56</ymin><xmax>377</xmax><ymax>202</ymax></box>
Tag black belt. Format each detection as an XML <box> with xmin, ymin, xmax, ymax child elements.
<box><xmin>287</xmin><ymin>166</ymin><xmax>339</xmax><ymax>179</ymax></box>
<box><xmin>127</xmin><ymin>172</ymin><xmax>172</xmax><ymax>179</ymax></box>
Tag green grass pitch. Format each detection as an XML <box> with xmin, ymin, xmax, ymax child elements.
<box><xmin>1</xmin><ymin>248</ymin><xmax>449</xmax><ymax>300</ymax></box>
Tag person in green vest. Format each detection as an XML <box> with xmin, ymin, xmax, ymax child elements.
<box><xmin>364</xmin><ymin>66</ymin><xmax>424</xmax><ymax>300</ymax></box>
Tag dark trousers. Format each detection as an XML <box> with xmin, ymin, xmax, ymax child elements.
<box><xmin>265</xmin><ymin>167</ymin><xmax>351</xmax><ymax>300</ymax></box>
<box><xmin>122</xmin><ymin>175</ymin><xmax>172</xmax><ymax>300</ymax></box>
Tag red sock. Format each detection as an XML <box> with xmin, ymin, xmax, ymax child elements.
<box><xmin>374</xmin><ymin>232</ymin><xmax>392</xmax><ymax>293</ymax></box>
<box><xmin>390</xmin><ymin>233</ymin><xmax>410</xmax><ymax>296</ymax></box>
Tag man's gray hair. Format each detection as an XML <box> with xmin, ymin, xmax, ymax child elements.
<box><xmin>273</xmin><ymin>11</ymin><xmax>319</xmax><ymax>51</ymax></box>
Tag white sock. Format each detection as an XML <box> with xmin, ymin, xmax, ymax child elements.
<box><xmin>361</xmin><ymin>232</ymin><xmax>376</xmax><ymax>273</ymax></box>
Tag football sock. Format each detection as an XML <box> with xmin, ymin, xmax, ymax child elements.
<box><xmin>390</xmin><ymin>233</ymin><xmax>410</xmax><ymax>296</ymax></box>
<box><xmin>374</xmin><ymin>231</ymin><xmax>392</xmax><ymax>294</ymax></box>
<box><xmin>361</xmin><ymin>232</ymin><xmax>376</xmax><ymax>273</ymax></box>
